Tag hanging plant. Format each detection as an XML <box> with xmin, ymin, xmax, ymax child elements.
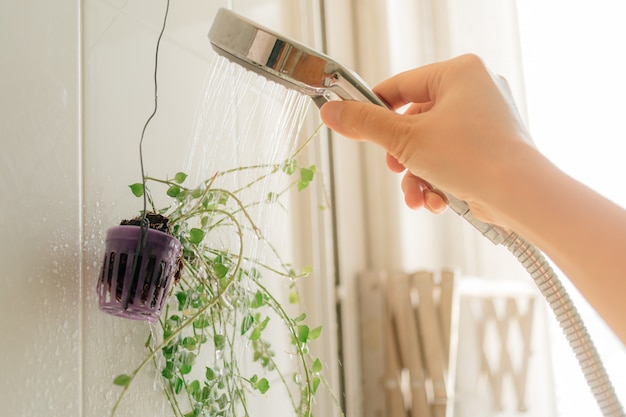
<box><xmin>105</xmin><ymin>127</ymin><xmax>330</xmax><ymax>417</ymax></box>
<box><xmin>95</xmin><ymin>2</ymin><xmax>339</xmax><ymax>416</ymax></box>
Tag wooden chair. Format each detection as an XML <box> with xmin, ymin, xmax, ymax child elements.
<box><xmin>358</xmin><ymin>270</ymin><xmax>459</xmax><ymax>417</ymax></box>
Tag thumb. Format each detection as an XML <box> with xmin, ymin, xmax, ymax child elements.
<box><xmin>320</xmin><ymin>100</ymin><xmax>405</xmax><ymax>151</ymax></box>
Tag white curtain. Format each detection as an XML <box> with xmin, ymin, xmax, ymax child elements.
<box><xmin>329</xmin><ymin>0</ymin><xmax>556</xmax><ymax>416</ymax></box>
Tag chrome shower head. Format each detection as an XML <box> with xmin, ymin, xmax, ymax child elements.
<box><xmin>208</xmin><ymin>8</ymin><xmax>387</xmax><ymax>109</ymax></box>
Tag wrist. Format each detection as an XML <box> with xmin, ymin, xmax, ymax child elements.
<box><xmin>479</xmin><ymin>139</ymin><xmax>549</xmax><ymax>232</ymax></box>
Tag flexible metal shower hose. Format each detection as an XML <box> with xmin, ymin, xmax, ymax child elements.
<box><xmin>503</xmin><ymin>233</ymin><xmax>625</xmax><ymax>417</ymax></box>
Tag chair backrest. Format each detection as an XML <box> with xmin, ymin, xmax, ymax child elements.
<box><xmin>357</xmin><ymin>269</ymin><xmax>459</xmax><ymax>417</ymax></box>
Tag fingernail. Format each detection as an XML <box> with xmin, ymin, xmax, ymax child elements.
<box><xmin>424</xmin><ymin>190</ymin><xmax>448</xmax><ymax>214</ymax></box>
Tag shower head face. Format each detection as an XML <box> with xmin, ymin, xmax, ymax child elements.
<box><xmin>208</xmin><ymin>8</ymin><xmax>387</xmax><ymax>108</ymax></box>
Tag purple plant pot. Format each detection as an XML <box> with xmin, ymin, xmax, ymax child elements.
<box><xmin>97</xmin><ymin>225</ymin><xmax>182</xmax><ymax>323</ymax></box>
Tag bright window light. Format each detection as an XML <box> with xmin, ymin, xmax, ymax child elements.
<box><xmin>517</xmin><ymin>1</ymin><xmax>626</xmax><ymax>415</ymax></box>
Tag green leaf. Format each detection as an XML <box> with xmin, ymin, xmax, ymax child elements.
<box><xmin>312</xmin><ymin>358</ymin><xmax>322</xmax><ymax>373</ymax></box>
<box><xmin>266</xmin><ymin>192</ymin><xmax>278</xmax><ymax>203</ymax></box>
<box><xmin>213</xmin><ymin>262</ymin><xmax>229</xmax><ymax>279</ymax></box>
<box><xmin>249</xmin><ymin>327</ymin><xmax>261</xmax><ymax>341</ymax></box>
<box><xmin>294</xmin><ymin>313</ymin><xmax>307</xmax><ymax>322</ymax></box>
<box><xmin>167</xmin><ymin>185</ymin><xmax>181</xmax><ymax>197</ymax></box>
<box><xmin>309</xmin><ymin>326</ymin><xmax>322</xmax><ymax>340</ymax></box>
<box><xmin>288</xmin><ymin>291</ymin><xmax>300</xmax><ymax>304</ymax></box>
<box><xmin>297</xmin><ymin>325</ymin><xmax>309</xmax><ymax>344</ymax></box>
<box><xmin>241</xmin><ymin>314</ymin><xmax>254</xmax><ymax>335</ymax></box>
<box><xmin>162</xmin><ymin>344</ymin><xmax>176</xmax><ymax>359</ymax></box>
<box><xmin>219</xmin><ymin>276</ymin><xmax>229</xmax><ymax>290</ymax></box>
<box><xmin>182</xmin><ymin>336</ymin><xmax>197</xmax><ymax>350</ymax></box>
<box><xmin>206</xmin><ymin>367</ymin><xmax>215</xmax><ymax>381</ymax></box>
<box><xmin>161</xmin><ymin>362</ymin><xmax>174</xmax><ymax>380</ymax></box>
<box><xmin>282</xmin><ymin>159</ymin><xmax>297</xmax><ymax>175</ymax></box>
<box><xmin>312</xmin><ymin>377</ymin><xmax>321</xmax><ymax>394</ymax></box>
<box><xmin>256</xmin><ymin>378</ymin><xmax>270</xmax><ymax>394</ymax></box>
<box><xmin>201</xmin><ymin>386</ymin><xmax>210</xmax><ymax>401</ymax></box>
<box><xmin>175</xmin><ymin>291</ymin><xmax>187</xmax><ymax>309</ymax></box>
<box><xmin>174</xmin><ymin>172</ymin><xmax>188</xmax><ymax>184</ymax></box>
<box><xmin>173</xmin><ymin>377</ymin><xmax>183</xmax><ymax>394</ymax></box>
<box><xmin>144</xmin><ymin>331</ymin><xmax>152</xmax><ymax>348</ymax></box>
<box><xmin>189</xmin><ymin>228</ymin><xmax>205</xmax><ymax>244</ymax></box>
<box><xmin>193</xmin><ymin>314</ymin><xmax>210</xmax><ymax>329</ymax></box>
<box><xmin>250</xmin><ymin>291</ymin><xmax>265</xmax><ymax>308</ymax></box>
<box><xmin>210</xmin><ymin>190</ymin><xmax>229</xmax><ymax>206</ymax></box>
<box><xmin>113</xmin><ymin>374</ymin><xmax>132</xmax><ymax>386</ymax></box>
<box><xmin>188</xmin><ymin>379</ymin><xmax>201</xmax><ymax>395</ymax></box>
<box><xmin>300</xmin><ymin>165</ymin><xmax>316</xmax><ymax>182</ymax></box>
<box><xmin>214</xmin><ymin>334</ymin><xmax>226</xmax><ymax>351</ymax></box>
<box><xmin>190</xmin><ymin>293</ymin><xmax>208</xmax><ymax>309</ymax></box>
<box><xmin>191</xmin><ymin>187</ymin><xmax>204</xmax><ymax>198</ymax></box>
<box><xmin>129</xmin><ymin>183</ymin><xmax>144</xmax><ymax>197</ymax></box>
<box><xmin>297</xmin><ymin>165</ymin><xmax>316</xmax><ymax>191</ymax></box>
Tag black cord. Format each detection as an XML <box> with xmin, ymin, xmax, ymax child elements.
<box><xmin>124</xmin><ymin>0</ymin><xmax>171</xmax><ymax>310</ymax></box>
<box><xmin>139</xmin><ymin>0</ymin><xmax>170</xmax><ymax>222</ymax></box>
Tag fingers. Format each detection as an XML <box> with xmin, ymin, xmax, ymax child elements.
<box><xmin>386</xmin><ymin>153</ymin><xmax>405</xmax><ymax>173</ymax></box>
<box><xmin>404</xmin><ymin>101</ymin><xmax>434</xmax><ymax>115</ymax></box>
<box><xmin>373</xmin><ymin>54</ymin><xmax>493</xmax><ymax>110</ymax></box>
<box><xmin>319</xmin><ymin>57</ymin><xmax>468</xmax><ymax>155</ymax></box>
<box><xmin>401</xmin><ymin>172</ymin><xmax>448</xmax><ymax>214</ymax></box>
<box><xmin>320</xmin><ymin>100</ymin><xmax>398</xmax><ymax>141</ymax></box>
<box><xmin>320</xmin><ymin>100</ymin><xmax>420</xmax><ymax>165</ymax></box>
<box><xmin>373</xmin><ymin>62</ymin><xmax>443</xmax><ymax>109</ymax></box>
<box><xmin>401</xmin><ymin>173</ymin><xmax>425</xmax><ymax>209</ymax></box>
<box><xmin>424</xmin><ymin>190</ymin><xmax>447</xmax><ymax>214</ymax></box>
<box><xmin>320</xmin><ymin>99</ymin><xmax>447</xmax><ymax>216</ymax></box>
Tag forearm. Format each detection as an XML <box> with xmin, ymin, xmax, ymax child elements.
<box><xmin>489</xmin><ymin>142</ymin><xmax>626</xmax><ymax>343</ymax></box>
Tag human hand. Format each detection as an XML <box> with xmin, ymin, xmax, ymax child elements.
<box><xmin>320</xmin><ymin>54</ymin><xmax>533</xmax><ymax>226</ymax></box>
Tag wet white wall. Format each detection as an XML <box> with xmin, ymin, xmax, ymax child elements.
<box><xmin>0</xmin><ymin>1</ymin><xmax>333</xmax><ymax>416</ymax></box>
<box><xmin>1</xmin><ymin>0</ymin><xmax>82</xmax><ymax>414</ymax></box>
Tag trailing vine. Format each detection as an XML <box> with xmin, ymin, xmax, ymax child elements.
<box><xmin>110</xmin><ymin>126</ymin><xmax>334</xmax><ymax>417</ymax></box>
